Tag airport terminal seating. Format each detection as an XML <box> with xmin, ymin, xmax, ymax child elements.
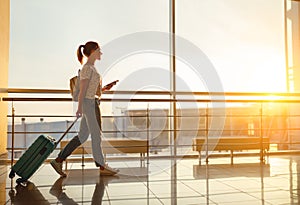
<box><xmin>192</xmin><ymin>136</ymin><xmax>270</xmax><ymax>165</ymax></box>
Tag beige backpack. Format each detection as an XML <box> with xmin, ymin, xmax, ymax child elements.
<box><xmin>69</xmin><ymin>70</ymin><xmax>80</xmax><ymax>101</ymax></box>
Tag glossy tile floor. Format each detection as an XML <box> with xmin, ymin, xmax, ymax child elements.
<box><xmin>1</xmin><ymin>155</ymin><xmax>300</xmax><ymax>204</ymax></box>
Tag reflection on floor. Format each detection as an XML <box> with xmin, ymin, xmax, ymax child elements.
<box><xmin>1</xmin><ymin>155</ymin><xmax>300</xmax><ymax>204</ymax></box>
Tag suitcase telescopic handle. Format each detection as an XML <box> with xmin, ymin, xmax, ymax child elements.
<box><xmin>55</xmin><ymin>117</ymin><xmax>79</xmax><ymax>146</ymax></box>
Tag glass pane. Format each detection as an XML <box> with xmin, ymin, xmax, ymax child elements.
<box><xmin>176</xmin><ymin>0</ymin><xmax>285</xmax><ymax>92</ymax></box>
<box><xmin>9</xmin><ymin>0</ymin><xmax>170</xmax><ymax>90</ymax></box>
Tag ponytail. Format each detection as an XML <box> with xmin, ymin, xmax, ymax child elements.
<box><xmin>77</xmin><ymin>45</ymin><xmax>84</xmax><ymax>64</ymax></box>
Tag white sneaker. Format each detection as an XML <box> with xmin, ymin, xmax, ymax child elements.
<box><xmin>50</xmin><ymin>159</ymin><xmax>66</xmax><ymax>177</ymax></box>
<box><xmin>100</xmin><ymin>165</ymin><xmax>119</xmax><ymax>176</ymax></box>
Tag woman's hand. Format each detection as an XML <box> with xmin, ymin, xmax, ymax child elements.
<box><xmin>103</xmin><ymin>84</ymin><xmax>114</xmax><ymax>91</ymax></box>
<box><xmin>102</xmin><ymin>80</ymin><xmax>119</xmax><ymax>92</ymax></box>
<box><xmin>76</xmin><ymin>107</ymin><xmax>82</xmax><ymax>118</ymax></box>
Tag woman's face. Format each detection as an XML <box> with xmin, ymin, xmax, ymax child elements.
<box><xmin>95</xmin><ymin>47</ymin><xmax>102</xmax><ymax>60</ymax></box>
<box><xmin>90</xmin><ymin>47</ymin><xmax>102</xmax><ymax>60</ymax></box>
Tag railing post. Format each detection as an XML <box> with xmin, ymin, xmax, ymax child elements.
<box><xmin>10</xmin><ymin>102</ymin><xmax>15</xmax><ymax>191</ymax></box>
<box><xmin>260</xmin><ymin>103</ymin><xmax>264</xmax><ymax>163</ymax></box>
<box><xmin>11</xmin><ymin>102</ymin><xmax>15</xmax><ymax>167</ymax></box>
<box><xmin>146</xmin><ymin>105</ymin><xmax>149</xmax><ymax>165</ymax></box>
<box><xmin>205</xmin><ymin>104</ymin><xmax>209</xmax><ymax>164</ymax></box>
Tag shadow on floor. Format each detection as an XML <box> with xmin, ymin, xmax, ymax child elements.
<box><xmin>193</xmin><ymin>163</ymin><xmax>270</xmax><ymax>179</ymax></box>
<box><xmin>8</xmin><ymin>166</ymin><xmax>149</xmax><ymax>204</ymax></box>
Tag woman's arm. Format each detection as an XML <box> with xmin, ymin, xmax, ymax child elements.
<box><xmin>76</xmin><ymin>79</ymin><xmax>89</xmax><ymax>117</ymax></box>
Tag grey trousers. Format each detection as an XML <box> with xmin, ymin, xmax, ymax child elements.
<box><xmin>58</xmin><ymin>98</ymin><xmax>105</xmax><ymax>167</ymax></box>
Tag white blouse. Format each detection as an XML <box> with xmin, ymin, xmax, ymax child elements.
<box><xmin>80</xmin><ymin>63</ymin><xmax>102</xmax><ymax>99</ymax></box>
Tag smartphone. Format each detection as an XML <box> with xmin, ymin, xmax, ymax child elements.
<box><xmin>105</xmin><ymin>80</ymin><xmax>119</xmax><ymax>88</ymax></box>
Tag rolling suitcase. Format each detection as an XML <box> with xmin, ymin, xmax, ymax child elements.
<box><xmin>9</xmin><ymin>118</ymin><xmax>78</xmax><ymax>184</ymax></box>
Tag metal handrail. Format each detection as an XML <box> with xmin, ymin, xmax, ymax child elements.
<box><xmin>3</xmin><ymin>88</ymin><xmax>300</xmax><ymax>103</ymax></box>
<box><xmin>3</xmin><ymin>97</ymin><xmax>300</xmax><ymax>103</ymax></box>
<box><xmin>4</xmin><ymin>88</ymin><xmax>300</xmax><ymax>165</ymax></box>
<box><xmin>3</xmin><ymin>87</ymin><xmax>300</xmax><ymax>96</ymax></box>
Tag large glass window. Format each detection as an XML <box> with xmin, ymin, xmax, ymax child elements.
<box><xmin>9</xmin><ymin>0</ymin><xmax>169</xmax><ymax>90</ymax></box>
<box><xmin>177</xmin><ymin>0</ymin><xmax>285</xmax><ymax>92</ymax></box>
<box><xmin>7</xmin><ymin>0</ymin><xmax>289</xmax><ymax>159</ymax></box>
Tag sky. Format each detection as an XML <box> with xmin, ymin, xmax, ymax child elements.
<box><xmin>7</xmin><ymin>0</ymin><xmax>287</xmax><ymax>120</ymax></box>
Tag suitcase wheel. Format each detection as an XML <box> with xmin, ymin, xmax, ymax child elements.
<box><xmin>8</xmin><ymin>189</ymin><xmax>15</xmax><ymax>199</ymax></box>
<box><xmin>16</xmin><ymin>178</ymin><xmax>27</xmax><ymax>185</ymax></box>
<box><xmin>9</xmin><ymin>170</ymin><xmax>15</xmax><ymax>179</ymax></box>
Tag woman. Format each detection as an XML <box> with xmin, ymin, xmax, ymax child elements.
<box><xmin>51</xmin><ymin>41</ymin><xmax>119</xmax><ymax>177</ymax></box>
